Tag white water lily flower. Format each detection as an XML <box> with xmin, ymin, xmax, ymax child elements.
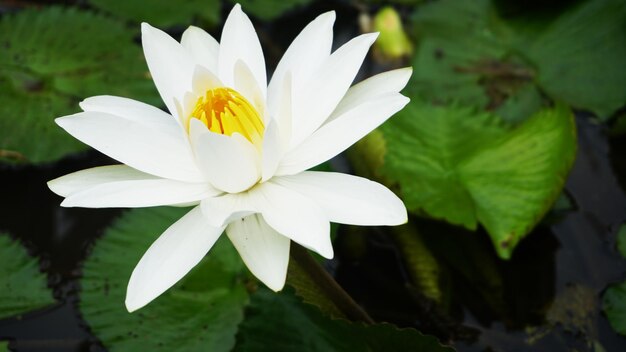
<box><xmin>48</xmin><ymin>4</ymin><xmax>411</xmax><ymax>312</ymax></box>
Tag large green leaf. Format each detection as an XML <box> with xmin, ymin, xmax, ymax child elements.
<box><xmin>379</xmin><ymin>101</ymin><xmax>576</xmax><ymax>258</ymax></box>
<box><xmin>525</xmin><ymin>0</ymin><xmax>626</xmax><ymax>119</ymax></box>
<box><xmin>0</xmin><ymin>7</ymin><xmax>158</xmax><ymax>164</ymax></box>
<box><xmin>90</xmin><ymin>0</ymin><xmax>221</xmax><ymax>27</ymax></box>
<box><xmin>0</xmin><ymin>234</ymin><xmax>55</xmax><ymax>319</ymax></box>
<box><xmin>409</xmin><ymin>0</ymin><xmax>532</xmax><ymax>118</ymax></box>
<box><xmin>231</xmin><ymin>0</ymin><xmax>311</xmax><ymax>21</ymax></box>
<box><xmin>234</xmin><ymin>289</ymin><xmax>453</xmax><ymax>352</ymax></box>
<box><xmin>80</xmin><ymin>207</ymin><xmax>248</xmax><ymax>352</ymax></box>
<box><xmin>409</xmin><ymin>0</ymin><xmax>626</xmax><ymax>120</ymax></box>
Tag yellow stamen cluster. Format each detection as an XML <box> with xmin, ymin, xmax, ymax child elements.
<box><xmin>191</xmin><ymin>88</ymin><xmax>264</xmax><ymax>144</ymax></box>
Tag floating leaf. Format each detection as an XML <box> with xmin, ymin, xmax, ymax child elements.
<box><xmin>80</xmin><ymin>207</ymin><xmax>248</xmax><ymax>352</ymax></box>
<box><xmin>409</xmin><ymin>0</ymin><xmax>525</xmax><ymax>114</ymax></box>
<box><xmin>0</xmin><ymin>234</ymin><xmax>55</xmax><ymax>319</ymax></box>
<box><xmin>525</xmin><ymin>0</ymin><xmax>626</xmax><ymax>119</ymax></box>
<box><xmin>231</xmin><ymin>0</ymin><xmax>311</xmax><ymax>21</ymax></box>
<box><xmin>603</xmin><ymin>281</ymin><xmax>626</xmax><ymax>336</ymax></box>
<box><xmin>379</xmin><ymin>100</ymin><xmax>576</xmax><ymax>258</ymax></box>
<box><xmin>0</xmin><ymin>341</ymin><xmax>8</xmax><ymax>352</ymax></box>
<box><xmin>0</xmin><ymin>7</ymin><xmax>158</xmax><ymax>164</ymax></box>
<box><xmin>90</xmin><ymin>0</ymin><xmax>221</xmax><ymax>27</ymax></box>
<box><xmin>409</xmin><ymin>0</ymin><xmax>626</xmax><ymax>120</ymax></box>
<box><xmin>234</xmin><ymin>289</ymin><xmax>453</xmax><ymax>352</ymax></box>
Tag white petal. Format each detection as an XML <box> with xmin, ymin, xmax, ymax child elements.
<box><xmin>273</xmin><ymin>171</ymin><xmax>407</xmax><ymax>225</ymax></box>
<box><xmin>329</xmin><ymin>67</ymin><xmax>412</xmax><ymax>120</ymax></box>
<box><xmin>226</xmin><ymin>214</ymin><xmax>290</xmax><ymax>291</ymax></box>
<box><xmin>181</xmin><ymin>26</ymin><xmax>220</xmax><ymax>74</ymax></box>
<box><xmin>80</xmin><ymin>95</ymin><xmax>176</xmax><ymax>127</ymax></box>
<box><xmin>50</xmin><ymin>166</ymin><xmax>218</xmax><ymax>208</ymax></box>
<box><xmin>289</xmin><ymin>33</ymin><xmax>379</xmax><ymax>148</ymax></box>
<box><xmin>48</xmin><ymin>165</ymin><xmax>147</xmax><ymax>196</ymax></box>
<box><xmin>141</xmin><ymin>23</ymin><xmax>195</xmax><ymax>119</ymax></box>
<box><xmin>267</xmin><ymin>11</ymin><xmax>335</xmax><ymax>118</ymax></box>
<box><xmin>126</xmin><ymin>206</ymin><xmax>224</xmax><ymax>312</ymax></box>
<box><xmin>277</xmin><ymin>94</ymin><xmax>409</xmax><ymax>175</ymax></box>
<box><xmin>254</xmin><ymin>181</ymin><xmax>333</xmax><ymax>258</ymax></box>
<box><xmin>261</xmin><ymin>118</ymin><xmax>282</xmax><ymax>182</ymax></box>
<box><xmin>218</xmin><ymin>4</ymin><xmax>266</xmax><ymax>98</ymax></box>
<box><xmin>190</xmin><ymin>120</ymin><xmax>260</xmax><ymax>193</ymax></box>
<box><xmin>178</xmin><ymin>66</ymin><xmax>224</xmax><ymax>127</ymax></box>
<box><xmin>234</xmin><ymin>60</ymin><xmax>266</xmax><ymax>119</ymax></box>
<box><xmin>200</xmin><ymin>192</ymin><xmax>256</xmax><ymax>228</ymax></box>
<box><xmin>192</xmin><ymin>65</ymin><xmax>223</xmax><ymax>93</ymax></box>
<box><xmin>56</xmin><ymin>111</ymin><xmax>205</xmax><ymax>183</ymax></box>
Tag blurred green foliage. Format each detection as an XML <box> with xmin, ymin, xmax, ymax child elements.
<box><xmin>234</xmin><ymin>289</ymin><xmax>454</xmax><ymax>352</ymax></box>
<box><xmin>409</xmin><ymin>0</ymin><xmax>626</xmax><ymax>121</ymax></box>
<box><xmin>231</xmin><ymin>0</ymin><xmax>312</xmax><ymax>20</ymax></box>
<box><xmin>0</xmin><ymin>234</ymin><xmax>55</xmax><ymax>319</ymax></box>
<box><xmin>0</xmin><ymin>7</ymin><xmax>158</xmax><ymax>163</ymax></box>
<box><xmin>90</xmin><ymin>0</ymin><xmax>221</xmax><ymax>27</ymax></box>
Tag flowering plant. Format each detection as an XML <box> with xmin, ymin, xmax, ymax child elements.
<box><xmin>48</xmin><ymin>4</ymin><xmax>410</xmax><ymax>312</ymax></box>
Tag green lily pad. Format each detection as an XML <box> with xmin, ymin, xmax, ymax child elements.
<box><xmin>379</xmin><ymin>100</ymin><xmax>576</xmax><ymax>258</ymax></box>
<box><xmin>0</xmin><ymin>234</ymin><xmax>55</xmax><ymax>320</ymax></box>
<box><xmin>90</xmin><ymin>0</ymin><xmax>221</xmax><ymax>27</ymax></box>
<box><xmin>0</xmin><ymin>7</ymin><xmax>158</xmax><ymax>164</ymax></box>
<box><xmin>234</xmin><ymin>289</ymin><xmax>453</xmax><ymax>352</ymax></box>
<box><xmin>524</xmin><ymin>0</ymin><xmax>626</xmax><ymax>119</ymax></box>
<box><xmin>409</xmin><ymin>0</ymin><xmax>626</xmax><ymax>120</ymax></box>
<box><xmin>80</xmin><ymin>207</ymin><xmax>248</xmax><ymax>352</ymax></box>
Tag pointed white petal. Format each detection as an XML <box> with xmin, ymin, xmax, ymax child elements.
<box><xmin>79</xmin><ymin>95</ymin><xmax>176</xmax><ymax>127</ymax></box>
<box><xmin>126</xmin><ymin>206</ymin><xmax>224</xmax><ymax>312</ymax></box>
<box><xmin>329</xmin><ymin>67</ymin><xmax>412</xmax><ymax>120</ymax></box>
<box><xmin>200</xmin><ymin>192</ymin><xmax>256</xmax><ymax>228</ymax></box>
<box><xmin>289</xmin><ymin>33</ymin><xmax>379</xmax><ymax>147</ymax></box>
<box><xmin>56</xmin><ymin>111</ymin><xmax>205</xmax><ymax>182</ymax></box>
<box><xmin>254</xmin><ymin>181</ymin><xmax>333</xmax><ymax>259</ymax></box>
<box><xmin>261</xmin><ymin>118</ymin><xmax>282</xmax><ymax>182</ymax></box>
<box><xmin>267</xmin><ymin>11</ymin><xmax>335</xmax><ymax>118</ymax></box>
<box><xmin>277</xmin><ymin>94</ymin><xmax>409</xmax><ymax>175</ymax></box>
<box><xmin>234</xmin><ymin>60</ymin><xmax>265</xmax><ymax>119</ymax></box>
<box><xmin>178</xmin><ymin>66</ymin><xmax>224</xmax><ymax>127</ymax></box>
<box><xmin>54</xmin><ymin>170</ymin><xmax>217</xmax><ymax>208</ymax></box>
<box><xmin>141</xmin><ymin>23</ymin><xmax>195</xmax><ymax>118</ymax></box>
<box><xmin>181</xmin><ymin>26</ymin><xmax>220</xmax><ymax>74</ymax></box>
<box><xmin>48</xmin><ymin>165</ymin><xmax>146</xmax><ymax>196</ymax></box>
<box><xmin>226</xmin><ymin>214</ymin><xmax>290</xmax><ymax>291</ymax></box>
<box><xmin>190</xmin><ymin>120</ymin><xmax>260</xmax><ymax>193</ymax></box>
<box><xmin>274</xmin><ymin>171</ymin><xmax>407</xmax><ymax>225</ymax></box>
<box><xmin>192</xmin><ymin>65</ymin><xmax>224</xmax><ymax>93</ymax></box>
<box><xmin>218</xmin><ymin>4</ymin><xmax>266</xmax><ymax>98</ymax></box>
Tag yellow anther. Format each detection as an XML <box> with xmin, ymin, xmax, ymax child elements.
<box><xmin>190</xmin><ymin>88</ymin><xmax>264</xmax><ymax>144</ymax></box>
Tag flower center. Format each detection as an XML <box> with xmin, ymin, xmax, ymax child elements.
<box><xmin>191</xmin><ymin>88</ymin><xmax>264</xmax><ymax>144</ymax></box>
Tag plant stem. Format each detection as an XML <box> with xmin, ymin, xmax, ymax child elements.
<box><xmin>289</xmin><ymin>242</ymin><xmax>374</xmax><ymax>324</ymax></box>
